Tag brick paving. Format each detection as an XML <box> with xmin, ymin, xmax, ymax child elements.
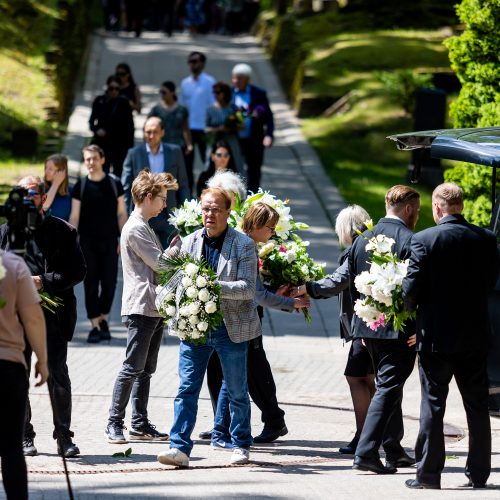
<box><xmin>3</xmin><ymin>29</ymin><xmax>498</xmax><ymax>500</ymax></box>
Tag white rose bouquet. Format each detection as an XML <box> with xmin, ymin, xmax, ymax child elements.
<box><xmin>230</xmin><ymin>189</ymin><xmax>309</xmax><ymax>242</ymax></box>
<box><xmin>258</xmin><ymin>237</ymin><xmax>325</xmax><ymax>322</ymax></box>
<box><xmin>156</xmin><ymin>254</ymin><xmax>223</xmax><ymax>345</ymax></box>
<box><xmin>168</xmin><ymin>199</ymin><xmax>203</xmax><ymax>238</ymax></box>
<box><xmin>353</xmin><ymin>220</ymin><xmax>415</xmax><ymax>332</ymax></box>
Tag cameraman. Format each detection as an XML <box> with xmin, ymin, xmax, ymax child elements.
<box><xmin>0</xmin><ymin>250</ymin><xmax>48</xmax><ymax>500</ymax></box>
<box><xmin>0</xmin><ymin>176</ymin><xmax>86</xmax><ymax>458</ymax></box>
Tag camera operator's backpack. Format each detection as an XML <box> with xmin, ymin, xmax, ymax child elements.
<box><xmin>79</xmin><ymin>173</ymin><xmax>119</xmax><ymax>199</ymax></box>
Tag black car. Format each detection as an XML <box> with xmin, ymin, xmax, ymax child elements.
<box><xmin>388</xmin><ymin>127</ymin><xmax>500</xmax><ymax>415</ymax></box>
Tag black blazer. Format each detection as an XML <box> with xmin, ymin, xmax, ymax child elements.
<box><xmin>403</xmin><ymin>214</ymin><xmax>499</xmax><ymax>353</ymax></box>
<box><xmin>0</xmin><ymin>216</ymin><xmax>87</xmax><ymax>341</ymax></box>
<box><xmin>349</xmin><ymin>217</ymin><xmax>414</xmax><ymax>340</ymax></box>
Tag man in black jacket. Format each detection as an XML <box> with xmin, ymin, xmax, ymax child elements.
<box><xmin>403</xmin><ymin>183</ymin><xmax>499</xmax><ymax>490</ymax></box>
<box><xmin>350</xmin><ymin>185</ymin><xmax>420</xmax><ymax>474</ymax></box>
<box><xmin>0</xmin><ymin>176</ymin><xmax>86</xmax><ymax>458</ymax></box>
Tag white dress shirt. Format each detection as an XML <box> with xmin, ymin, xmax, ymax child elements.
<box><xmin>179</xmin><ymin>72</ymin><xmax>216</xmax><ymax>130</ymax></box>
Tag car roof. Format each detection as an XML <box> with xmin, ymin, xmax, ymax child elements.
<box><xmin>387</xmin><ymin>127</ymin><xmax>500</xmax><ymax>167</ymax></box>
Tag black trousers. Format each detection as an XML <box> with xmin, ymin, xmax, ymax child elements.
<box><xmin>415</xmin><ymin>350</ymin><xmax>491</xmax><ymax>487</ymax></box>
<box><xmin>239</xmin><ymin>137</ymin><xmax>265</xmax><ymax>193</ymax></box>
<box><xmin>24</xmin><ymin>331</ymin><xmax>72</xmax><ymax>440</ymax></box>
<box><xmin>0</xmin><ymin>360</ymin><xmax>28</xmax><ymax>500</ymax></box>
<box><xmin>207</xmin><ymin>335</ymin><xmax>285</xmax><ymax>428</ymax></box>
<box><xmin>355</xmin><ymin>337</ymin><xmax>416</xmax><ymax>460</ymax></box>
<box><xmin>80</xmin><ymin>236</ymin><xmax>118</xmax><ymax>319</ymax></box>
<box><xmin>185</xmin><ymin>129</ymin><xmax>207</xmax><ymax>195</ymax></box>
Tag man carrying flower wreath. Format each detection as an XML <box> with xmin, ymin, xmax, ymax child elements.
<box><xmin>105</xmin><ymin>169</ymin><xmax>179</xmax><ymax>444</ymax></box>
<box><xmin>349</xmin><ymin>185</ymin><xmax>420</xmax><ymax>475</ymax></box>
<box><xmin>157</xmin><ymin>187</ymin><xmax>260</xmax><ymax>468</ymax></box>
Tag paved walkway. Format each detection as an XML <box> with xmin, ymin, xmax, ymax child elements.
<box><xmin>8</xmin><ymin>30</ymin><xmax>500</xmax><ymax>499</ymax></box>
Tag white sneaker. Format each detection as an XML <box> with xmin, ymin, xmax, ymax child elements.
<box><xmin>230</xmin><ymin>447</ymin><xmax>250</xmax><ymax>465</ymax></box>
<box><xmin>157</xmin><ymin>448</ymin><xmax>189</xmax><ymax>468</ymax></box>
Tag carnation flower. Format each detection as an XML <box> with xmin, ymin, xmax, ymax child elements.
<box><xmin>186</xmin><ymin>286</ymin><xmax>198</xmax><ymax>298</ymax></box>
<box><xmin>178</xmin><ymin>319</ymin><xmax>187</xmax><ymax>330</ymax></box>
<box><xmin>196</xmin><ymin>275</ymin><xmax>208</xmax><ymax>288</ymax></box>
<box><xmin>181</xmin><ymin>276</ymin><xmax>192</xmax><ymax>288</ymax></box>
<box><xmin>188</xmin><ymin>303</ymin><xmax>200</xmax><ymax>315</ymax></box>
<box><xmin>198</xmin><ymin>288</ymin><xmax>210</xmax><ymax>302</ymax></box>
<box><xmin>165</xmin><ymin>305</ymin><xmax>177</xmax><ymax>317</ymax></box>
<box><xmin>189</xmin><ymin>315</ymin><xmax>199</xmax><ymax>325</ymax></box>
<box><xmin>185</xmin><ymin>263</ymin><xmax>199</xmax><ymax>277</ymax></box>
<box><xmin>197</xmin><ymin>321</ymin><xmax>208</xmax><ymax>332</ymax></box>
<box><xmin>205</xmin><ymin>301</ymin><xmax>217</xmax><ymax>314</ymax></box>
<box><xmin>179</xmin><ymin>305</ymin><xmax>190</xmax><ymax>317</ymax></box>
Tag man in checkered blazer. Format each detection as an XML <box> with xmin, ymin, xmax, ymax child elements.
<box><xmin>158</xmin><ymin>187</ymin><xmax>260</xmax><ymax>468</ymax></box>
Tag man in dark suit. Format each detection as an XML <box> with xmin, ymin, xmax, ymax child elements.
<box><xmin>231</xmin><ymin>63</ymin><xmax>274</xmax><ymax>193</ymax></box>
<box><xmin>350</xmin><ymin>185</ymin><xmax>420</xmax><ymax>474</ymax></box>
<box><xmin>403</xmin><ymin>182</ymin><xmax>499</xmax><ymax>490</ymax></box>
<box><xmin>122</xmin><ymin>116</ymin><xmax>190</xmax><ymax>247</ymax></box>
<box><xmin>0</xmin><ymin>176</ymin><xmax>86</xmax><ymax>458</ymax></box>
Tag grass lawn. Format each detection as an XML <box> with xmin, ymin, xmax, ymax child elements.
<box><xmin>291</xmin><ymin>17</ymin><xmax>453</xmax><ymax>230</ymax></box>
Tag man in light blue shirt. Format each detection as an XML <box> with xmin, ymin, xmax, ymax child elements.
<box><xmin>179</xmin><ymin>51</ymin><xmax>215</xmax><ymax>193</ymax></box>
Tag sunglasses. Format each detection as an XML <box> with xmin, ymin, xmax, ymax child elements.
<box><xmin>214</xmin><ymin>152</ymin><xmax>230</xmax><ymax>158</ymax></box>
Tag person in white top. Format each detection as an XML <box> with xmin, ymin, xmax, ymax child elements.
<box><xmin>179</xmin><ymin>51</ymin><xmax>215</xmax><ymax>194</ymax></box>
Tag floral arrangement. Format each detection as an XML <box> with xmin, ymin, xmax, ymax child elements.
<box><xmin>224</xmin><ymin>110</ymin><xmax>245</xmax><ymax>131</ymax></box>
<box><xmin>230</xmin><ymin>189</ymin><xmax>309</xmax><ymax>243</ymax></box>
<box><xmin>258</xmin><ymin>237</ymin><xmax>325</xmax><ymax>322</ymax></box>
<box><xmin>156</xmin><ymin>254</ymin><xmax>223</xmax><ymax>344</ymax></box>
<box><xmin>168</xmin><ymin>199</ymin><xmax>203</xmax><ymax>238</ymax></box>
<box><xmin>168</xmin><ymin>189</ymin><xmax>309</xmax><ymax>242</ymax></box>
<box><xmin>353</xmin><ymin>220</ymin><xmax>415</xmax><ymax>332</ymax></box>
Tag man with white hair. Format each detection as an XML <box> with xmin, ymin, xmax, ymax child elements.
<box><xmin>231</xmin><ymin>63</ymin><xmax>274</xmax><ymax>193</ymax></box>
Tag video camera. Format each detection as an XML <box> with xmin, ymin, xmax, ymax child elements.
<box><xmin>0</xmin><ymin>186</ymin><xmax>43</xmax><ymax>253</ymax></box>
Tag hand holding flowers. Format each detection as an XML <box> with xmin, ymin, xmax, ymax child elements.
<box><xmin>353</xmin><ymin>220</ymin><xmax>415</xmax><ymax>332</ymax></box>
<box><xmin>156</xmin><ymin>254</ymin><xmax>223</xmax><ymax>344</ymax></box>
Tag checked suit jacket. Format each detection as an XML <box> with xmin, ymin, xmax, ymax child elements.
<box><xmin>181</xmin><ymin>226</ymin><xmax>261</xmax><ymax>343</ymax></box>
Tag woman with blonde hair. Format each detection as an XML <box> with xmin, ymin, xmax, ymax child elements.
<box><xmin>43</xmin><ymin>154</ymin><xmax>72</xmax><ymax>221</ymax></box>
<box><xmin>291</xmin><ymin>204</ymin><xmax>375</xmax><ymax>454</ymax></box>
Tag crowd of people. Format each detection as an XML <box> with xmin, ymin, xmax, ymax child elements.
<box><xmin>101</xmin><ymin>0</ymin><xmax>260</xmax><ymax>37</ymax></box>
<box><xmin>0</xmin><ymin>48</ymin><xmax>498</xmax><ymax>498</ymax></box>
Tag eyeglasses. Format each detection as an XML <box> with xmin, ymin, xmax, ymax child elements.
<box><xmin>188</xmin><ymin>59</ymin><xmax>201</xmax><ymax>64</ymax></box>
<box><xmin>156</xmin><ymin>195</ymin><xmax>167</xmax><ymax>203</ymax></box>
<box><xmin>265</xmin><ymin>225</ymin><xmax>276</xmax><ymax>234</ymax></box>
<box><xmin>214</xmin><ymin>152</ymin><xmax>230</xmax><ymax>158</ymax></box>
<box><xmin>201</xmin><ymin>207</ymin><xmax>225</xmax><ymax>215</ymax></box>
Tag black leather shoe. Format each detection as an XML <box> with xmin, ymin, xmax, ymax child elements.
<box><xmin>198</xmin><ymin>430</ymin><xmax>213</xmax><ymax>440</ymax></box>
<box><xmin>57</xmin><ymin>438</ymin><xmax>80</xmax><ymax>458</ymax></box>
<box><xmin>385</xmin><ymin>452</ymin><xmax>416</xmax><ymax>469</ymax></box>
<box><xmin>353</xmin><ymin>456</ymin><xmax>397</xmax><ymax>474</ymax></box>
<box><xmin>339</xmin><ymin>435</ymin><xmax>359</xmax><ymax>454</ymax></box>
<box><xmin>467</xmin><ymin>481</ymin><xmax>486</xmax><ymax>489</ymax></box>
<box><xmin>253</xmin><ymin>425</ymin><xmax>288</xmax><ymax>444</ymax></box>
<box><xmin>87</xmin><ymin>327</ymin><xmax>101</xmax><ymax>343</ymax></box>
<box><xmin>405</xmin><ymin>479</ymin><xmax>440</xmax><ymax>489</ymax></box>
<box><xmin>99</xmin><ymin>319</ymin><xmax>111</xmax><ymax>341</ymax></box>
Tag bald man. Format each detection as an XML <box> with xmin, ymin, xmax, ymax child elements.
<box><xmin>122</xmin><ymin>116</ymin><xmax>190</xmax><ymax>247</ymax></box>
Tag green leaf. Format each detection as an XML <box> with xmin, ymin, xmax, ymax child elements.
<box><xmin>124</xmin><ymin>447</ymin><xmax>132</xmax><ymax>457</ymax></box>
<box><xmin>112</xmin><ymin>452</ymin><xmax>125</xmax><ymax>457</ymax></box>
<box><xmin>446</xmin><ymin>455</ymin><xmax>459</xmax><ymax>460</ymax></box>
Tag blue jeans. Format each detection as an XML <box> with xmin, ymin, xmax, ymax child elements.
<box><xmin>169</xmin><ymin>325</ymin><xmax>251</xmax><ymax>456</ymax></box>
<box><xmin>109</xmin><ymin>315</ymin><xmax>164</xmax><ymax>427</ymax></box>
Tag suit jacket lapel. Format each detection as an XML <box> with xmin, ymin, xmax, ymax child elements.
<box><xmin>217</xmin><ymin>227</ymin><xmax>234</xmax><ymax>276</ymax></box>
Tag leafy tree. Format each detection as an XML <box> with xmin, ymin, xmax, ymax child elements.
<box><xmin>443</xmin><ymin>0</ymin><xmax>500</xmax><ymax>227</ymax></box>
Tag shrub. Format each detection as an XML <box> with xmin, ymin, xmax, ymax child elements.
<box><xmin>443</xmin><ymin>0</ymin><xmax>500</xmax><ymax>227</ymax></box>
